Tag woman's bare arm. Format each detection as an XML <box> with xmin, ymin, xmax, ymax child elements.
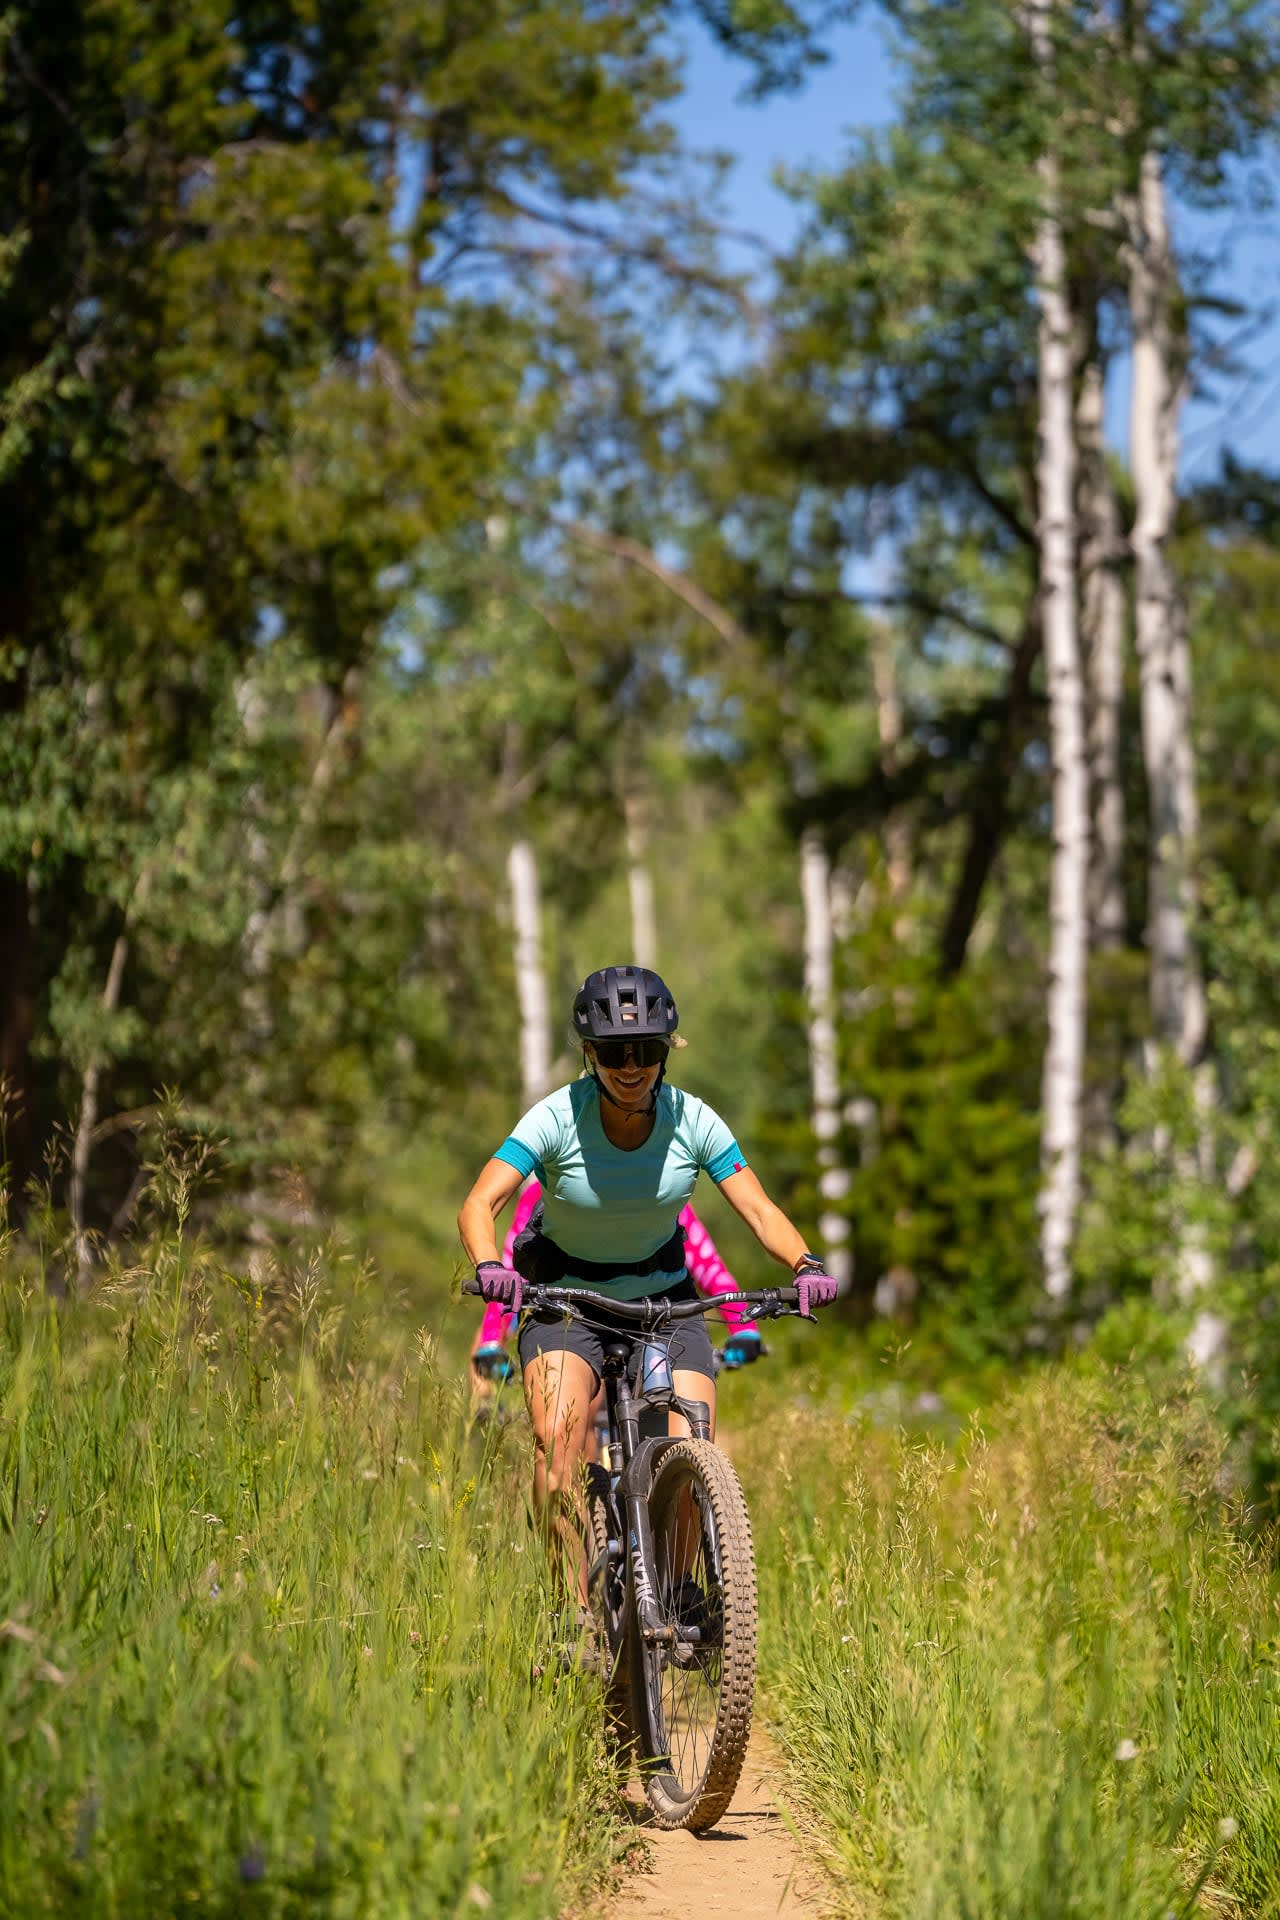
<box><xmin>458</xmin><ymin>1158</ymin><xmax>526</xmax><ymax>1265</ymax></box>
<box><xmin>716</xmin><ymin>1166</ymin><xmax>812</xmax><ymax>1271</ymax></box>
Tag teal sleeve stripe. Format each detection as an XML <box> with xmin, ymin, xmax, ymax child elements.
<box><xmin>708</xmin><ymin>1142</ymin><xmax>747</xmax><ymax>1184</ymax></box>
<box><xmin>495</xmin><ymin>1138</ymin><xmax>542</xmax><ymax>1180</ymax></box>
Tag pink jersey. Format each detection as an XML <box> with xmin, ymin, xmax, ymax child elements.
<box><xmin>476</xmin><ymin>1180</ymin><xmax>757</xmax><ymax>1344</ymax></box>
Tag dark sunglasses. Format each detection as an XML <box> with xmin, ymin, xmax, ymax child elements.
<box><xmin>593</xmin><ymin>1038</ymin><xmax>669</xmax><ymax>1069</ymax></box>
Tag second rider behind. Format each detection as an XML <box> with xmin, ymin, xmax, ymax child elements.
<box><xmin>456</xmin><ymin>964</ymin><xmax>837</xmax><ymax>1632</ymax></box>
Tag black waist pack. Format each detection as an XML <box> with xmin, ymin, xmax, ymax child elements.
<box><xmin>511</xmin><ymin>1203</ymin><xmax>685</xmax><ymax>1289</ymax></box>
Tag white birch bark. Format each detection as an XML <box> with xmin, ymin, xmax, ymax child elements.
<box><xmin>866</xmin><ymin>629</ymin><xmax>915</xmax><ymax>1317</ymax></box>
<box><xmin>1128</xmin><ymin>148</ymin><xmax>1206</xmax><ymax>1067</ymax></box>
<box><xmin>1127</xmin><ymin>144</ymin><xmax>1218</xmax><ymax>1351</ymax></box>
<box><xmin>1076</xmin><ymin>355</ymin><xmax>1127</xmax><ymax>953</ymax></box>
<box><xmin>624</xmin><ymin>792</ymin><xmax>658</xmax><ymax>969</ymax></box>
<box><xmin>1029</xmin><ymin>0</ymin><xmax>1089</xmax><ymax>1302</ymax></box>
<box><xmin>801</xmin><ymin>828</ymin><xmax>853</xmax><ymax>1293</ymax></box>
<box><xmin>508</xmin><ymin>838</ymin><xmax>552</xmax><ymax>1105</ymax></box>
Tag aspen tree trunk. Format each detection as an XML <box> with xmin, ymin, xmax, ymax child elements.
<box><xmin>1129</xmin><ymin>149</ymin><xmax>1206</xmax><ymax>1067</ymax></box>
<box><xmin>1029</xmin><ymin>0</ymin><xmax>1089</xmax><ymax>1302</ymax></box>
<box><xmin>868</xmin><ymin>626</ymin><xmax>916</xmax><ymax>1315</ymax></box>
<box><xmin>800</xmin><ymin>828</ymin><xmax>853</xmax><ymax>1294</ymax></box>
<box><xmin>508</xmin><ymin>838</ymin><xmax>552</xmax><ymax>1106</ymax></box>
<box><xmin>624</xmin><ymin>791</ymin><xmax>658</xmax><ymax>968</ymax></box>
<box><xmin>1077</xmin><ymin>346</ymin><xmax>1128</xmax><ymax>1150</ymax></box>
<box><xmin>1077</xmin><ymin>354</ymin><xmax>1127</xmax><ymax>954</ymax></box>
<box><xmin>1128</xmin><ymin>144</ymin><xmax>1220</xmax><ymax>1359</ymax></box>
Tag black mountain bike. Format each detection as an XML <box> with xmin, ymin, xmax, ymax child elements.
<box><xmin>467</xmin><ymin>1277</ymin><xmax>805</xmax><ymax>1832</ymax></box>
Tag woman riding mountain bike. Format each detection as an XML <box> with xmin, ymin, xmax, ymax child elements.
<box><xmin>456</xmin><ymin>964</ymin><xmax>837</xmax><ymax>1646</ymax></box>
<box><xmin>470</xmin><ymin>1181</ymin><xmax>766</xmax><ymax>1383</ymax></box>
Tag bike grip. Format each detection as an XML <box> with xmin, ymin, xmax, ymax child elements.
<box><xmin>461</xmin><ymin>1276</ymin><xmax>481</xmax><ymax>1295</ymax></box>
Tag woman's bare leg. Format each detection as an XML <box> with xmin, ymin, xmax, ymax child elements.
<box><xmin>669</xmin><ymin>1368</ymin><xmax>716</xmax><ymax>1441</ymax></box>
<box><xmin>668</xmin><ymin>1368</ymin><xmax>717</xmax><ymax>1576</ymax></box>
<box><xmin>523</xmin><ymin>1349</ymin><xmax>598</xmax><ymax>1606</ymax></box>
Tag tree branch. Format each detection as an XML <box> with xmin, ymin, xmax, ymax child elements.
<box><xmin>553</xmin><ymin>516</ymin><xmax>752</xmax><ymax>657</ymax></box>
<box><xmin>485</xmin><ymin>187</ymin><xmax>762</xmax><ymax>320</ymax></box>
<box><xmin>794</xmin><ymin>584</ymin><xmax>1015</xmax><ymax>654</ymax></box>
<box><xmin>909</xmin><ymin>414</ymin><xmax>1039</xmax><ymax>552</ymax></box>
<box><xmin>939</xmin><ymin>591</ymin><xmax>1044</xmax><ymax>975</ymax></box>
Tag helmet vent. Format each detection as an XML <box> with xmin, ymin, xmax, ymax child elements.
<box><xmin>572</xmin><ymin>966</ymin><xmax>679</xmax><ymax>1043</ymax></box>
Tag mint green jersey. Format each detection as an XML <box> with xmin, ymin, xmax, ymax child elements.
<box><xmin>493</xmin><ymin>1078</ymin><xmax>747</xmax><ymax>1299</ymax></box>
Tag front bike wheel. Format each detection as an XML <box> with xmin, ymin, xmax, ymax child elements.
<box><xmin>633</xmin><ymin>1439</ymin><xmax>756</xmax><ymax>1831</ymax></box>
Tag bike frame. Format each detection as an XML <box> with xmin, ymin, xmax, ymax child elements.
<box><xmin>461</xmin><ymin>1273</ymin><xmax>802</xmax><ymax>1652</ymax></box>
<box><xmin>598</xmin><ymin>1336</ymin><xmax>708</xmax><ymax>1646</ymax></box>
<box><xmin>525</xmin><ymin>1282</ymin><xmax>799</xmax><ymax>1650</ymax></box>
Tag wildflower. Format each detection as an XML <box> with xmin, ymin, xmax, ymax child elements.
<box><xmin>1218</xmin><ymin>1816</ymin><xmax>1238</xmax><ymax>1842</ymax></box>
<box><xmin>1114</xmin><ymin>1739</ymin><xmax>1139</xmax><ymax>1763</ymax></box>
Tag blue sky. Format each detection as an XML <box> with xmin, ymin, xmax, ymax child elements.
<box><xmin>671</xmin><ymin>17</ymin><xmax>1280</xmax><ymax>480</ymax></box>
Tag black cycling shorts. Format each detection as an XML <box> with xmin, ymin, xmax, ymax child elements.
<box><xmin>516</xmin><ymin>1276</ymin><xmax>715</xmax><ymax>1384</ymax></box>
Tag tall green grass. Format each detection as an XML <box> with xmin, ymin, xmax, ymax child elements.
<box><xmin>0</xmin><ymin>1235</ymin><xmax>620</xmax><ymax>1917</ymax></box>
<box><xmin>741</xmin><ymin>1370</ymin><xmax>1280</xmax><ymax>1918</ymax></box>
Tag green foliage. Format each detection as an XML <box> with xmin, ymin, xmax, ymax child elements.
<box><xmin>0</xmin><ymin>0</ymin><xmax>694</xmax><ymax>1209</ymax></box>
<box><xmin>838</xmin><ymin>893</ymin><xmax>1043</xmax><ymax>1328</ymax></box>
<box><xmin>1186</xmin><ymin>531</ymin><xmax>1280</xmax><ymax>901</ymax></box>
<box><xmin>1084</xmin><ymin>1291</ymin><xmax>1190</xmax><ymax>1375</ymax></box>
<box><xmin>743</xmin><ymin>1368</ymin><xmax>1280</xmax><ymax>1918</ymax></box>
<box><xmin>1076</xmin><ymin>863</ymin><xmax>1280</xmax><ymax>1511</ymax></box>
<box><xmin>0</xmin><ymin>1235</ymin><xmax>620</xmax><ymax>1917</ymax></box>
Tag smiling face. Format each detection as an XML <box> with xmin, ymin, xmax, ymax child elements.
<box><xmin>585</xmin><ymin>1038</ymin><xmax>667</xmax><ymax>1111</ymax></box>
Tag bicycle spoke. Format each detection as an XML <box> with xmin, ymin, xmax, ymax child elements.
<box><xmin>651</xmin><ymin>1473</ymin><xmax>724</xmax><ymax>1796</ymax></box>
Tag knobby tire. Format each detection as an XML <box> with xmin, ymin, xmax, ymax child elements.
<box><xmin>633</xmin><ymin>1439</ymin><xmax>756</xmax><ymax>1832</ymax></box>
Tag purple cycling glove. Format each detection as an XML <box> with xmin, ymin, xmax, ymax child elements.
<box><xmin>793</xmin><ymin>1255</ymin><xmax>837</xmax><ymax>1318</ymax></box>
<box><xmin>474</xmin><ymin>1261</ymin><xmax>522</xmax><ymax>1318</ymax></box>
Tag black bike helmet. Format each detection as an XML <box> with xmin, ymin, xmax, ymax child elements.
<box><xmin>571</xmin><ymin>966</ymin><xmax>680</xmax><ymax>1044</ymax></box>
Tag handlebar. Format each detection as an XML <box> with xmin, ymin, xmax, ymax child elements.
<box><xmin>461</xmin><ymin>1277</ymin><xmax>803</xmax><ymax>1324</ymax></box>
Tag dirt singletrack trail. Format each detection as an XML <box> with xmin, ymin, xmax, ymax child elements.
<box><xmin>611</xmin><ymin>1729</ymin><xmax>823</xmax><ymax>1919</ymax></box>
